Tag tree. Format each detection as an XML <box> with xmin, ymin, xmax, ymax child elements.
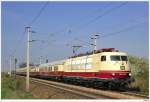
<box><xmin>128</xmin><ymin>56</ymin><xmax>149</xmax><ymax>94</ymax></box>
<box><xmin>19</xmin><ymin>62</ymin><xmax>34</xmax><ymax>68</ymax></box>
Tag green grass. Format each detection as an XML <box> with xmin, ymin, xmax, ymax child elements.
<box><xmin>1</xmin><ymin>74</ymin><xmax>35</xmax><ymax>99</ymax></box>
<box><xmin>128</xmin><ymin>56</ymin><xmax>149</xmax><ymax>95</ymax></box>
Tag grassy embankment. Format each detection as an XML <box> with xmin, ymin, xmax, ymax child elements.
<box><xmin>1</xmin><ymin>74</ymin><xmax>35</xmax><ymax>99</ymax></box>
<box><xmin>128</xmin><ymin>56</ymin><xmax>149</xmax><ymax>95</ymax></box>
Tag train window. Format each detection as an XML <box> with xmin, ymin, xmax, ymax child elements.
<box><xmin>121</xmin><ymin>56</ymin><xmax>128</xmax><ymax>61</ymax></box>
<box><xmin>101</xmin><ymin>56</ymin><xmax>106</xmax><ymax>61</ymax></box>
<box><xmin>49</xmin><ymin>66</ymin><xmax>52</xmax><ymax>71</ymax></box>
<box><xmin>54</xmin><ymin>66</ymin><xmax>58</xmax><ymax>71</ymax></box>
<box><xmin>110</xmin><ymin>56</ymin><xmax>120</xmax><ymax>61</ymax></box>
<box><xmin>76</xmin><ymin>60</ymin><xmax>80</xmax><ymax>64</ymax></box>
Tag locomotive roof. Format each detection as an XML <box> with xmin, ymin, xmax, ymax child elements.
<box><xmin>100</xmin><ymin>51</ymin><xmax>127</xmax><ymax>55</ymax></box>
<box><xmin>39</xmin><ymin>59</ymin><xmax>66</xmax><ymax>67</ymax></box>
<box><xmin>69</xmin><ymin>48</ymin><xmax>120</xmax><ymax>58</ymax></box>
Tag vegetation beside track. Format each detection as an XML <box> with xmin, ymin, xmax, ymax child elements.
<box><xmin>1</xmin><ymin>73</ymin><xmax>35</xmax><ymax>99</ymax></box>
<box><xmin>128</xmin><ymin>56</ymin><xmax>149</xmax><ymax>95</ymax></box>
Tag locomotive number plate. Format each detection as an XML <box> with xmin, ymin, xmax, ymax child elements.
<box><xmin>120</xmin><ymin>66</ymin><xmax>125</xmax><ymax>70</ymax></box>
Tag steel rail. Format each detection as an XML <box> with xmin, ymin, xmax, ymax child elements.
<box><xmin>120</xmin><ymin>91</ymin><xmax>149</xmax><ymax>99</ymax></box>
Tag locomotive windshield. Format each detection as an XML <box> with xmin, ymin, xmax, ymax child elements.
<box><xmin>110</xmin><ymin>56</ymin><xmax>120</xmax><ymax>61</ymax></box>
<box><xmin>121</xmin><ymin>56</ymin><xmax>128</xmax><ymax>61</ymax></box>
<box><xmin>110</xmin><ymin>56</ymin><xmax>128</xmax><ymax>61</ymax></box>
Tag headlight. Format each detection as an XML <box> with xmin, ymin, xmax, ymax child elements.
<box><xmin>112</xmin><ymin>73</ymin><xmax>115</xmax><ymax>76</ymax></box>
<box><xmin>129</xmin><ymin>73</ymin><xmax>132</xmax><ymax>76</ymax></box>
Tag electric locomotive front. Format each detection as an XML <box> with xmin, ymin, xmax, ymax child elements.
<box><xmin>99</xmin><ymin>52</ymin><xmax>131</xmax><ymax>78</ymax></box>
<box><xmin>95</xmin><ymin>50</ymin><xmax>131</xmax><ymax>87</ymax></box>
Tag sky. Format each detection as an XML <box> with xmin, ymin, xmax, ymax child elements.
<box><xmin>1</xmin><ymin>1</ymin><xmax>149</xmax><ymax>72</ymax></box>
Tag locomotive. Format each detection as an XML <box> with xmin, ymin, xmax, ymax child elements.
<box><xmin>16</xmin><ymin>48</ymin><xmax>131</xmax><ymax>89</ymax></box>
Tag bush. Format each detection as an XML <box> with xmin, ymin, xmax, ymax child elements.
<box><xmin>4</xmin><ymin>73</ymin><xmax>10</xmax><ymax>78</ymax></box>
<box><xmin>128</xmin><ymin>56</ymin><xmax>149</xmax><ymax>94</ymax></box>
<box><xmin>1</xmin><ymin>74</ymin><xmax>35</xmax><ymax>99</ymax></box>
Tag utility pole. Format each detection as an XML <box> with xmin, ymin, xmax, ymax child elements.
<box><xmin>25</xmin><ymin>26</ymin><xmax>36</xmax><ymax>92</ymax></box>
<box><xmin>91</xmin><ymin>33</ymin><xmax>99</xmax><ymax>54</ymax></box>
<box><xmin>14</xmin><ymin>58</ymin><xmax>17</xmax><ymax>79</ymax></box>
<box><xmin>39</xmin><ymin>56</ymin><xmax>42</xmax><ymax>65</ymax></box>
<box><xmin>9</xmin><ymin>57</ymin><xmax>12</xmax><ymax>76</ymax></box>
<box><xmin>26</xmin><ymin>26</ymin><xmax>31</xmax><ymax>92</ymax></box>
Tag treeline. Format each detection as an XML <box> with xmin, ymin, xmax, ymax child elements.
<box><xmin>128</xmin><ymin>56</ymin><xmax>149</xmax><ymax>94</ymax></box>
<box><xmin>19</xmin><ymin>62</ymin><xmax>35</xmax><ymax>68</ymax></box>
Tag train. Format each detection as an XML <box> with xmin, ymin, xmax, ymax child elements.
<box><xmin>16</xmin><ymin>48</ymin><xmax>131</xmax><ymax>89</ymax></box>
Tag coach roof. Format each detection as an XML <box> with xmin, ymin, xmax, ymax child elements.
<box><xmin>39</xmin><ymin>59</ymin><xmax>66</xmax><ymax>67</ymax></box>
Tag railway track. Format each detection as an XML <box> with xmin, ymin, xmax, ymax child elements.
<box><xmin>29</xmin><ymin>77</ymin><xmax>148</xmax><ymax>99</ymax></box>
<box><xmin>120</xmin><ymin>91</ymin><xmax>149</xmax><ymax>99</ymax></box>
<box><xmin>30</xmin><ymin>77</ymin><xmax>109</xmax><ymax>99</ymax></box>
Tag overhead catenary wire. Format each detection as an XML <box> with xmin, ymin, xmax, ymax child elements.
<box><xmin>84</xmin><ymin>2</ymin><xmax>128</xmax><ymax>27</ymax></box>
<box><xmin>67</xmin><ymin>13</ymin><xmax>148</xmax><ymax>48</ymax></box>
<box><xmin>33</xmin><ymin>39</ymin><xmax>57</xmax><ymax>61</ymax></box>
<box><xmin>28</xmin><ymin>2</ymin><xmax>49</xmax><ymax>26</ymax></box>
<box><xmin>47</xmin><ymin>2</ymin><xmax>147</xmax><ymax>48</ymax></box>
<box><xmin>70</xmin><ymin>2</ymin><xmax>128</xmax><ymax>33</ymax></box>
<box><xmin>73</xmin><ymin>21</ymin><xmax>147</xmax><ymax>48</ymax></box>
<box><xmin>9</xmin><ymin>30</ymin><xmax>26</xmax><ymax>63</ymax></box>
<box><xmin>31</xmin><ymin>3</ymin><xmax>146</xmax><ymax>64</ymax></box>
<box><xmin>7</xmin><ymin>2</ymin><xmax>49</xmax><ymax>70</ymax></box>
<box><xmin>45</xmin><ymin>2</ymin><xmax>112</xmax><ymax>42</ymax></box>
<box><xmin>40</xmin><ymin>2</ymin><xmax>148</xmax><ymax>60</ymax></box>
<box><xmin>9</xmin><ymin>2</ymin><xmax>49</xmax><ymax>55</ymax></box>
<box><xmin>36</xmin><ymin>13</ymin><xmax>148</xmax><ymax>56</ymax></box>
<box><xmin>62</xmin><ymin>2</ymin><xmax>128</xmax><ymax>48</ymax></box>
<box><xmin>62</xmin><ymin>2</ymin><xmax>124</xmax><ymax>36</ymax></box>
<box><xmin>38</xmin><ymin>2</ymin><xmax>126</xmax><ymax>51</ymax></box>
<box><xmin>66</xmin><ymin>2</ymin><xmax>112</xmax><ymax>31</ymax></box>
<box><xmin>101</xmin><ymin>21</ymin><xmax>147</xmax><ymax>38</ymax></box>
<box><xmin>64</xmin><ymin>2</ymin><xmax>128</xmax><ymax>47</ymax></box>
<box><xmin>40</xmin><ymin>3</ymin><xmax>112</xmax><ymax>58</ymax></box>
<box><xmin>41</xmin><ymin>2</ymin><xmax>127</xmax><ymax>55</ymax></box>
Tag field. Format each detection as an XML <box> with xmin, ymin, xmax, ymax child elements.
<box><xmin>1</xmin><ymin>73</ymin><xmax>35</xmax><ymax>99</ymax></box>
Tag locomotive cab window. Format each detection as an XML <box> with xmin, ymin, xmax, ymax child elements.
<box><xmin>101</xmin><ymin>56</ymin><xmax>106</xmax><ymax>61</ymax></box>
<box><xmin>121</xmin><ymin>56</ymin><xmax>128</xmax><ymax>61</ymax></box>
<box><xmin>110</xmin><ymin>56</ymin><xmax>120</xmax><ymax>61</ymax></box>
